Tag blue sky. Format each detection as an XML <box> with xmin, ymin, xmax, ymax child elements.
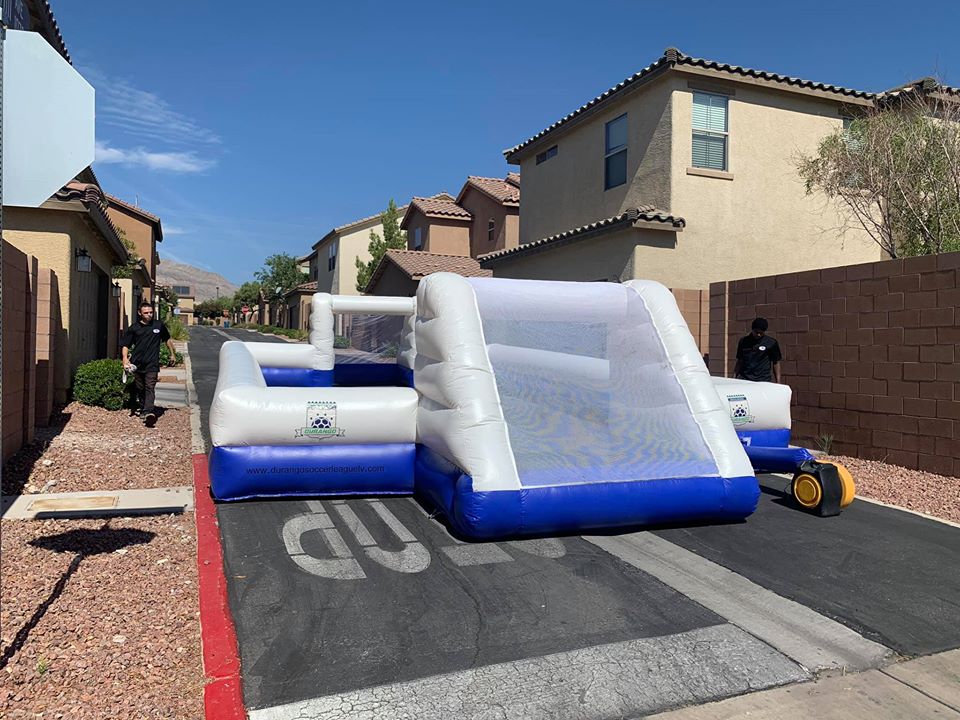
<box><xmin>55</xmin><ymin>0</ymin><xmax>960</xmax><ymax>285</ymax></box>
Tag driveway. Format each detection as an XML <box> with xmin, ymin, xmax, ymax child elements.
<box><xmin>189</xmin><ymin>326</ymin><xmax>960</xmax><ymax>719</ymax></box>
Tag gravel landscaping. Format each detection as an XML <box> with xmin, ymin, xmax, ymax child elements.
<box><xmin>825</xmin><ymin>454</ymin><xmax>960</xmax><ymax>525</ymax></box>
<box><xmin>1</xmin><ymin>401</ymin><xmax>204</xmax><ymax>718</ymax></box>
<box><xmin>2</xmin><ymin>403</ymin><xmax>193</xmax><ymax>496</ymax></box>
<box><xmin>0</xmin><ymin>514</ymin><xmax>203</xmax><ymax>719</ymax></box>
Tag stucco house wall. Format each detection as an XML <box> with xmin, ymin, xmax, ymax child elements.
<box><xmin>511</xmin><ymin>67</ymin><xmax>885</xmax><ymax>290</ymax></box>
<box><xmin>517</xmin><ymin>75</ymin><xmax>674</xmax><ymax>243</ymax></box>
<box><xmin>459</xmin><ymin>187</ymin><xmax>520</xmax><ymax>257</ymax></box>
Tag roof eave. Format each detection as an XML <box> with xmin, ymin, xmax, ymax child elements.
<box><xmin>504</xmin><ymin>57</ymin><xmax>878</xmax><ymax>163</ymax></box>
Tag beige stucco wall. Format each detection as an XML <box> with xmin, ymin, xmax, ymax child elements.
<box><xmin>512</xmin><ymin>71</ymin><xmax>884</xmax><ymax>288</ymax></box>
<box><xmin>668</xmin><ymin>73</ymin><xmax>883</xmax><ymax>287</ymax></box>
<box><xmin>4</xmin><ymin>206</ymin><xmax>121</xmax><ymax>400</ymax></box>
<box><xmin>106</xmin><ymin>205</ymin><xmax>157</xmax><ymax>299</ymax></box>
<box><xmin>311</xmin><ymin>218</ymin><xmax>396</xmax><ymax>296</ymax></box>
<box><xmin>488</xmin><ymin>226</ymin><xmax>683</xmax><ymax>283</ymax></box>
<box><xmin>459</xmin><ymin>187</ymin><xmax>520</xmax><ymax>257</ymax></box>
<box><xmin>516</xmin><ymin>74</ymin><xmax>674</xmax><ymax>243</ymax></box>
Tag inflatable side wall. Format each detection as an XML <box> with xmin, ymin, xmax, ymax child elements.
<box><xmin>413</xmin><ymin>274</ymin><xmax>758</xmax><ymax>538</ymax></box>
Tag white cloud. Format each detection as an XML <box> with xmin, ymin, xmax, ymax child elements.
<box><xmin>162</xmin><ymin>226</ymin><xmax>190</xmax><ymax>236</ymax></box>
<box><xmin>95</xmin><ymin>141</ymin><xmax>215</xmax><ymax>173</ymax></box>
<box><xmin>85</xmin><ymin>68</ymin><xmax>221</xmax><ymax>148</ymax></box>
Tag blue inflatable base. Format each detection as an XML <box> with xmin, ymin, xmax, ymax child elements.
<box><xmin>209</xmin><ymin>443</ymin><xmax>415</xmax><ymax>501</ymax></box>
<box><xmin>414</xmin><ymin>447</ymin><xmax>760</xmax><ymax>539</ymax></box>
<box><xmin>259</xmin><ymin>363</ymin><xmax>414</xmax><ymax>388</ymax></box>
<box><xmin>744</xmin><ymin>445</ymin><xmax>816</xmax><ymax>473</ymax></box>
<box><xmin>261</xmin><ymin>367</ymin><xmax>333</xmax><ymax>387</ymax></box>
<box><xmin>736</xmin><ymin>428</ymin><xmax>791</xmax><ymax>448</ymax></box>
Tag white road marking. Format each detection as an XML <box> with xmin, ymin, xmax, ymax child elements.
<box><xmin>281</xmin><ymin>509</ymin><xmax>365</xmax><ymax>580</ymax></box>
<box><xmin>585</xmin><ymin>532</ymin><xmax>892</xmax><ymax>673</ymax></box>
<box><xmin>330</xmin><ymin>501</ymin><xmax>430</xmax><ymax>574</ymax></box>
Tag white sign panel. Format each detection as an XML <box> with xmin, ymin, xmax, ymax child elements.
<box><xmin>3</xmin><ymin>30</ymin><xmax>95</xmax><ymax>207</ymax></box>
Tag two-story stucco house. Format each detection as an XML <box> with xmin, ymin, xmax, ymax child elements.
<box><xmin>309</xmin><ymin>203</ymin><xmax>410</xmax><ymax>296</ymax></box>
<box><xmin>480</xmin><ymin>48</ymin><xmax>889</xmax><ymax>288</ymax></box>
<box><xmin>400</xmin><ymin>175</ymin><xmax>521</xmax><ymax>258</ymax></box>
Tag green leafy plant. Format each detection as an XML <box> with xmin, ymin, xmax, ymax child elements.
<box><xmin>378</xmin><ymin>342</ymin><xmax>399</xmax><ymax>359</ymax></box>
<box><xmin>334</xmin><ymin>335</ymin><xmax>350</xmax><ymax>349</ymax></box>
<box><xmin>159</xmin><ymin>345</ymin><xmax>184</xmax><ymax>366</ymax></box>
<box><xmin>36</xmin><ymin>657</ymin><xmax>50</xmax><ymax>676</ymax></box>
<box><xmin>355</xmin><ymin>199</ymin><xmax>407</xmax><ymax>292</ymax></box>
<box><xmin>164</xmin><ymin>315</ymin><xmax>189</xmax><ymax>341</ymax></box>
<box><xmin>815</xmin><ymin>433</ymin><xmax>834</xmax><ymax>455</ymax></box>
<box><xmin>73</xmin><ymin>359</ymin><xmax>132</xmax><ymax>411</ymax></box>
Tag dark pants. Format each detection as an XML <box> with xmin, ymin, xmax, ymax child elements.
<box><xmin>133</xmin><ymin>370</ymin><xmax>159</xmax><ymax>414</ymax></box>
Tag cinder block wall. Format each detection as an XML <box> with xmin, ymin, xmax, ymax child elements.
<box><xmin>2</xmin><ymin>243</ymin><xmax>37</xmax><ymax>462</ymax></box>
<box><xmin>710</xmin><ymin>252</ymin><xmax>960</xmax><ymax>477</ymax></box>
<box><xmin>35</xmin><ymin>268</ymin><xmax>61</xmax><ymax>427</ymax></box>
<box><xmin>670</xmin><ymin>288</ymin><xmax>710</xmax><ymax>358</ymax></box>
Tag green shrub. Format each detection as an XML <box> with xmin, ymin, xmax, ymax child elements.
<box><xmin>334</xmin><ymin>335</ymin><xmax>350</xmax><ymax>349</ymax></box>
<box><xmin>164</xmin><ymin>315</ymin><xmax>189</xmax><ymax>341</ymax></box>
<box><xmin>73</xmin><ymin>359</ymin><xmax>131</xmax><ymax>411</ymax></box>
<box><xmin>379</xmin><ymin>342</ymin><xmax>399</xmax><ymax>359</ymax></box>
<box><xmin>159</xmin><ymin>345</ymin><xmax>185</xmax><ymax>366</ymax></box>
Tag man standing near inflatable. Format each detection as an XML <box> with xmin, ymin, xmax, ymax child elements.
<box><xmin>734</xmin><ymin>317</ymin><xmax>782</xmax><ymax>383</ymax></box>
<box><xmin>121</xmin><ymin>301</ymin><xmax>177</xmax><ymax>427</ymax></box>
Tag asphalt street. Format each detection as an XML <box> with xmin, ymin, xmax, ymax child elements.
<box><xmin>189</xmin><ymin>326</ymin><xmax>960</xmax><ymax>719</ymax></box>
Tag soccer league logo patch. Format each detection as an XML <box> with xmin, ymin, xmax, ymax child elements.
<box><xmin>726</xmin><ymin>394</ymin><xmax>755</xmax><ymax>426</ymax></box>
<box><xmin>295</xmin><ymin>401</ymin><xmax>345</xmax><ymax>439</ymax></box>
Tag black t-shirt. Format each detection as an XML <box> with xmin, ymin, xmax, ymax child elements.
<box><xmin>120</xmin><ymin>320</ymin><xmax>170</xmax><ymax>372</ymax></box>
<box><xmin>736</xmin><ymin>333</ymin><xmax>782</xmax><ymax>382</ymax></box>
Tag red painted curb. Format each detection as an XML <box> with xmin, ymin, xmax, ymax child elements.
<box><xmin>194</xmin><ymin>453</ymin><xmax>246</xmax><ymax>720</ymax></box>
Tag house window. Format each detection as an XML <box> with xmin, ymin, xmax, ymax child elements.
<box><xmin>536</xmin><ymin>145</ymin><xmax>558</xmax><ymax>164</ymax></box>
<box><xmin>327</xmin><ymin>241</ymin><xmax>337</xmax><ymax>271</ymax></box>
<box><xmin>413</xmin><ymin>227</ymin><xmax>423</xmax><ymax>251</ymax></box>
<box><xmin>692</xmin><ymin>92</ymin><xmax>728</xmax><ymax>171</ymax></box>
<box><xmin>604</xmin><ymin>114</ymin><xmax>627</xmax><ymax>190</ymax></box>
<box><xmin>487</xmin><ymin>219</ymin><xmax>495</xmax><ymax>242</ymax></box>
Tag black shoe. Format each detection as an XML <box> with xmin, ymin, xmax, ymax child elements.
<box><xmin>143</xmin><ymin>412</ymin><xmax>157</xmax><ymax>428</ymax></box>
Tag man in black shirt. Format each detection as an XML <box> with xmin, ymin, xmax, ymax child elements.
<box><xmin>120</xmin><ymin>301</ymin><xmax>176</xmax><ymax>426</ymax></box>
<box><xmin>735</xmin><ymin>317</ymin><xmax>782</xmax><ymax>383</ymax></box>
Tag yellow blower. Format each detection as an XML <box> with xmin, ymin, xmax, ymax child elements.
<box><xmin>791</xmin><ymin>460</ymin><xmax>856</xmax><ymax>517</ymax></box>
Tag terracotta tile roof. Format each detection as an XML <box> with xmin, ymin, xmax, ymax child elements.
<box><xmin>286</xmin><ymin>280</ymin><xmax>318</xmax><ymax>296</ymax></box>
<box><xmin>407</xmin><ymin>193</ymin><xmax>472</xmax><ymax>221</ymax></box>
<box><xmin>506</xmin><ymin>172</ymin><xmax>520</xmax><ymax>187</ymax></box>
<box><xmin>478</xmin><ymin>206</ymin><xmax>684</xmax><ymax>266</ymax></box>
<box><xmin>504</xmin><ymin>47</ymin><xmax>885</xmax><ymax>161</ymax></box>
<box><xmin>365</xmin><ymin>249</ymin><xmax>492</xmax><ymax>293</ymax></box>
<box><xmin>457</xmin><ymin>175</ymin><xmax>521</xmax><ymax>207</ymax></box>
<box><xmin>52</xmin><ymin>182</ymin><xmax>129</xmax><ymax>264</ymax></box>
<box><xmin>106</xmin><ymin>194</ymin><xmax>164</xmax><ymax>242</ymax></box>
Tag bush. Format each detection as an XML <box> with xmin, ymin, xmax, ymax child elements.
<box><xmin>159</xmin><ymin>345</ymin><xmax>184</xmax><ymax>366</ymax></box>
<box><xmin>73</xmin><ymin>359</ymin><xmax>131</xmax><ymax>411</ymax></box>
<box><xmin>165</xmin><ymin>316</ymin><xmax>189</xmax><ymax>341</ymax></box>
<box><xmin>379</xmin><ymin>342</ymin><xmax>399</xmax><ymax>359</ymax></box>
<box><xmin>334</xmin><ymin>335</ymin><xmax>350</xmax><ymax>349</ymax></box>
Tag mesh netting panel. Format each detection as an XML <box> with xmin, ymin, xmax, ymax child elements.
<box><xmin>334</xmin><ymin>313</ymin><xmax>403</xmax><ymax>364</ymax></box>
<box><xmin>469</xmin><ymin>279</ymin><xmax>718</xmax><ymax>487</ymax></box>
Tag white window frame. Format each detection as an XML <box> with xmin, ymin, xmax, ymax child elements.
<box><xmin>487</xmin><ymin>218</ymin><xmax>495</xmax><ymax>242</ymax></box>
<box><xmin>604</xmin><ymin>113</ymin><xmax>628</xmax><ymax>190</ymax></box>
<box><xmin>691</xmin><ymin>92</ymin><xmax>729</xmax><ymax>171</ymax></box>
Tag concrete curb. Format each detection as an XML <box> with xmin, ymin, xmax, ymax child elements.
<box><xmin>183</xmin><ymin>345</ymin><xmax>206</xmax><ymax>455</ymax></box>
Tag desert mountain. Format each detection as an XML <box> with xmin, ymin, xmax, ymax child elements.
<box><xmin>157</xmin><ymin>259</ymin><xmax>239</xmax><ymax>302</ymax></box>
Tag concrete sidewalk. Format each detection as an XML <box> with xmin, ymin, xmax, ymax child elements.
<box><xmin>1</xmin><ymin>486</ymin><xmax>194</xmax><ymax>520</ymax></box>
<box><xmin>651</xmin><ymin>649</ymin><xmax>960</xmax><ymax>719</ymax></box>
